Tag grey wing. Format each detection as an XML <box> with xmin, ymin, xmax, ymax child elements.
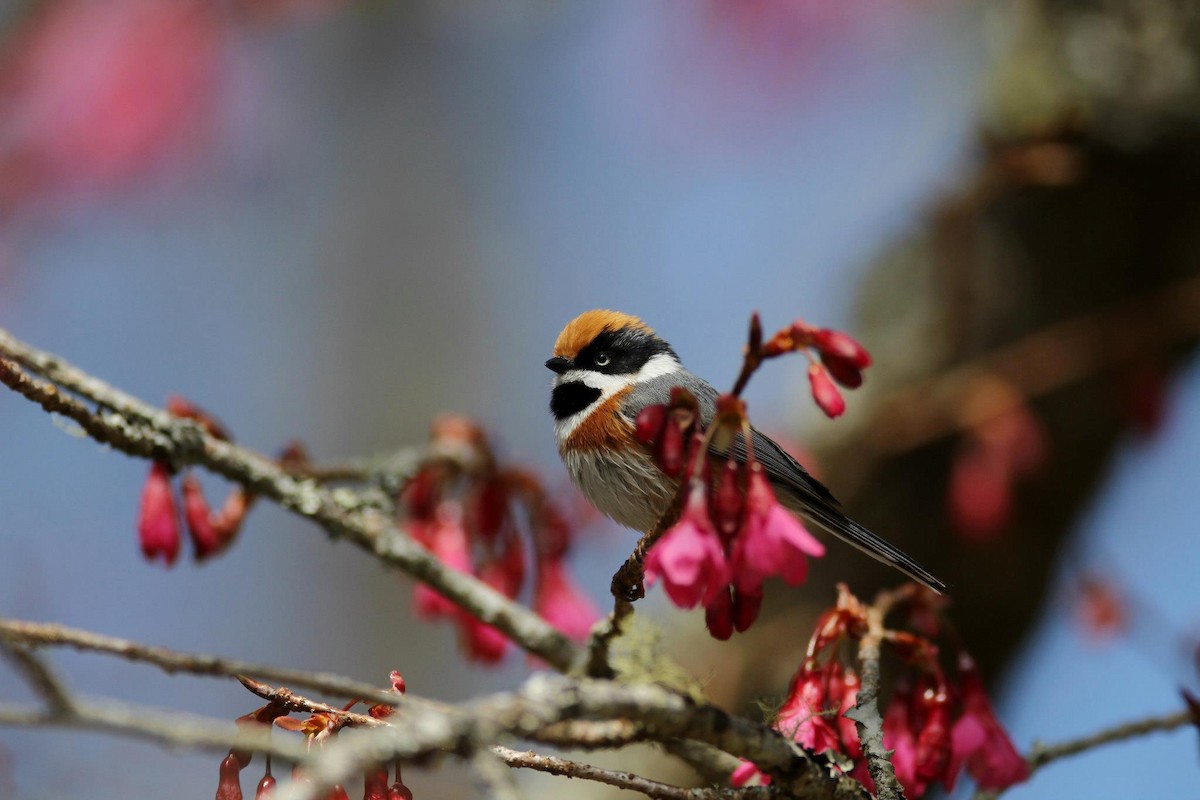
<box><xmin>727</xmin><ymin>427</ymin><xmax>947</xmax><ymax>594</ymax></box>
<box><xmin>618</xmin><ymin>370</ymin><xmax>946</xmax><ymax>593</ymax></box>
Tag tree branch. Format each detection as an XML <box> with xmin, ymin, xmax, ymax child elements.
<box><xmin>492</xmin><ymin>745</ymin><xmax>775</xmax><ymax>799</ymax></box>
<box><xmin>0</xmin><ymin>328</ymin><xmax>581</xmax><ymax>672</ymax></box>
<box><xmin>846</xmin><ymin>595</ymin><xmax>905</xmax><ymax>800</ymax></box>
<box><xmin>972</xmin><ymin>707</ymin><xmax>1198</xmax><ymax>799</ymax></box>
<box><xmin>0</xmin><ymin>617</ymin><xmax>402</xmax><ymax>708</ymax></box>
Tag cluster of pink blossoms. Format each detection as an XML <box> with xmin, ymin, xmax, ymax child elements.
<box><xmin>637</xmin><ymin>318</ymin><xmax>873</xmax><ymax>638</ymax></box>
<box><xmin>217</xmin><ymin>672</ymin><xmax>413</xmax><ymax>799</ymax></box>
<box><xmin>137</xmin><ymin>396</ymin><xmax>255</xmax><ymax>565</ymax></box>
<box><xmin>401</xmin><ymin>415</ymin><xmax>598</xmax><ymax>663</ymax></box>
<box><xmin>731</xmin><ymin>586</ymin><xmax>1029</xmax><ymax>797</ymax></box>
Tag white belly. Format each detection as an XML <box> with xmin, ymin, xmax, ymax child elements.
<box><xmin>562</xmin><ymin>448</ymin><xmax>677</xmax><ymax>533</ymax></box>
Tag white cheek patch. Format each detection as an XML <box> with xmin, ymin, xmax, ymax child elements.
<box><xmin>634</xmin><ymin>353</ymin><xmax>680</xmax><ymax>383</ymax></box>
<box><xmin>553</xmin><ymin>355</ymin><xmax>683</xmax><ymax>445</ymax></box>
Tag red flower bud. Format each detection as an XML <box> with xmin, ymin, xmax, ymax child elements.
<box><xmin>813</xmin><ymin>329</ymin><xmax>871</xmax><ymax>369</ymax></box>
<box><xmin>712</xmin><ymin>459</ymin><xmax>743</xmax><ymax>538</ymax></box>
<box><xmin>732</xmin><ymin>584</ymin><xmax>763</xmax><ymax>632</ymax></box>
<box><xmin>655</xmin><ymin>412</ymin><xmax>688</xmax><ymax>477</ymax></box>
<box><xmin>325</xmin><ymin>787</ymin><xmax>349</xmax><ymax>800</ymax></box>
<box><xmin>216</xmin><ymin>752</ymin><xmax>244</xmax><ymax>800</ymax></box>
<box><xmin>363</xmin><ymin>766</ymin><xmax>389</xmax><ymax>800</ymax></box>
<box><xmin>137</xmin><ymin>461</ymin><xmax>180</xmax><ymax>566</ymax></box>
<box><xmin>181</xmin><ymin>473</ymin><xmax>231</xmax><ymax>560</ymax></box>
<box><xmin>819</xmin><ymin>353</ymin><xmax>864</xmax><ymax>389</ymax></box>
<box><xmin>254</xmin><ymin>773</ymin><xmax>276</xmax><ymax>799</ymax></box>
<box><xmin>808</xmin><ymin>364</ymin><xmax>846</xmax><ymax>419</ymax></box>
<box><xmin>390</xmin><ymin>670</ymin><xmax>407</xmax><ymax>694</ymax></box>
<box><xmin>634</xmin><ymin>404</ymin><xmax>667</xmax><ymax>445</ymax></box>
<box><xmin>705</xmin><ymin>586</ymin><xmax>734</xmax><ymax>641</ymax></box>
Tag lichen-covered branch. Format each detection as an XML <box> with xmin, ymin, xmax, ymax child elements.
<box><xmin>0</xmin><ymin>328</ymin><xmax>580</xmax><ymax>672</ymax></box>
<box><xmin>492</xmin><ymin>745</ymin><xmax>775</xmax><ymax>799</ymax></box>
<box><xmin>846</xmin><ymin>597</ymin><xmax>905</xmax><ymax>800</ymax></box>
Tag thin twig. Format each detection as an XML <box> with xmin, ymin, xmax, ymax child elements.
<box><xmin>0</xmin><ymin>331</ymin><xmax>581</xmax><ymax>672</ymax></box>
<box><xmin>0</xmin><ymin>618</ymin><xmax>402</xmax><ymax>707</ymax></box>
<box><xmin>0</xmin><ymin>698</ymin><xmax>309</xmax><ymax>762</ymax></box>
<box><xmin>237</xmin><ymin>676</ymin><xmax>384</xmax><ymax>728</ymax></box>
<box><xmin>972</xmin><ymin>708</ymin><xmax>1197</xmax><ymax>799</ymax></box>
<box><xmin>492</xmin><ymin>745</ymin><xmax>774</xmax><ymax>799</ymax></box>
<box><xmin>0</xmin><ymin>641</ymin><xmax>73</xmax><ymax>715</ymax></box>
<box><xmin>273</xmin><ymin>673</ymin><xmax>835</xmax><ymax>800</ymax></box>
<box><xmin>470</xmin><ymin>748</ymin><xmax>524</xmax><ymax>800</ymax></box>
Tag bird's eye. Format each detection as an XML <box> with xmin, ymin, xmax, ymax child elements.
<box><xmin>595</xmin><ymin>352</ymin><xmax>611</xmax><ymax>367</ymax></box>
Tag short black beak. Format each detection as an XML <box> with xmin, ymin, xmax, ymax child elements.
<box><xmin>545</xmin><ymin>356</ymin><xmax>572</xmax><ymax>375</ymax></box>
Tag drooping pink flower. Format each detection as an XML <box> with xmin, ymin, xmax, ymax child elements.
<box><xmin>458</xmin><ymin>615</ymin><xmax>508</xmax><ymax>664</ymax></box>
<box><xmin>643</xmin><ymin>481</ymin><xmax>730</xmax><ymax>609</ymax></box>
<box><xmin>413</xmin><ymin>507</ymin><xmax>472</xmax><ymax>619</ymax></box>
<box><xmin>181</xmin><ymin>473</ymin><xmax>241</xmax><ymax>561</ymax></box>
<box><xmin>882</xmin><ymin>687</ymin><xmax>925</xmax><ymax>798</ymax></box>
<box><xmin>137</xmin><ymin>460</ymin><xmax>180</xmax><ymax>566</ymax></box>
<box><xmin>731</xmin><ymin>466</ymin><xmax>825</xmax><ymax>591</ymax></box>
<box><xmin>775</xmin><ymin>666</ymin><xmax>840</xmax><ymax>754</ymax></box>
<box><xmin>533</xmin><ymin>556</ymin><xmax>599</xmax><ymax>640</ymax></box>
<box><xmin>808</xmin><ymin>364</ymin><xmax>846</xmax><ymax>418</ymax></box>
<box><xmin>914</xmin><ymin>689</ymin><xmax>951</xmax><ymax>786</ymax></box>
<box><xmin>828</xmin><ymin>664</ymin><xmax>862</xmax><ymax>759</ymax></box>
<box><xmin>947</xmin><ymin>656</ymin><xmax>1029</xmax><ymax>792</ymax></box>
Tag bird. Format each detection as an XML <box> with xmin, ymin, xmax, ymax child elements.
<box><xmin>546</xmin><ymin>309</ymin><xmax>946</xmax><ymax>593</ymax></box>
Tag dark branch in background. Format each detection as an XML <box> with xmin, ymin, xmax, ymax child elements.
<box><xmin>0</xmin><ymin>327</ymin><xmax>580</xmax><ymax>672</ymax></box>
<box><xmin>839</xmin><ymin>267</ymin><xmax>1200</xmax><ymax>496</ymax></box>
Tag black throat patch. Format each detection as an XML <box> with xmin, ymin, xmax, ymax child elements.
<box><xmin>551</xmin><ymin>381</ymin><xmax>602</xmax><ymax>420</ymax></box>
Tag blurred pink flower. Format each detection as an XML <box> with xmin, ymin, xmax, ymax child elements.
<box><xmin>644</xmin><ymin>481</ymin><xmax>730</xmax><ymax>609</ymax></box>
<box><xmin>533</xmin><ymin>556</ymin><xmax>599</xmax><ymax>641</ymax></box>
<box><xmin>0</xmin><ymin>0</ymin><xmax>222</xmax><ymax>209</ymax></box>
<box><xmin>731</xmin><ymin>465</ymin><xmax>825</xmax><ymax>591</ymax></box>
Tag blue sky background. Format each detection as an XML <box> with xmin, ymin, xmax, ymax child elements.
<box><xmin>0</xmin><ymin>3</ymin><xmax>1195</xmax><ymax>798</ymax></box>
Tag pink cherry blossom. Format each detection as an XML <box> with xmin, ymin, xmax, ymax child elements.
<box><xmin>947</xmin><ymin>656</ymin><xmax>1029</xmax><ymax>792</ymax></box>
<box><xmin>775</xmin><ymin>668</ymin><xmax>840</xmax><ymax>754</ymax></box>
<box><xmin>731</xmin><ymin>466</ymin><xmax>825</xmax><ymax>591</ymax></box>
<box><xmin>533</xmin><ymin>556</ymin><xmax>599</xmax><ymax>640</ymax></box>
<box><xmin>644</xmin><ymin>481</ymin><xmax>730</xmax><ymax>609</ymax></box>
